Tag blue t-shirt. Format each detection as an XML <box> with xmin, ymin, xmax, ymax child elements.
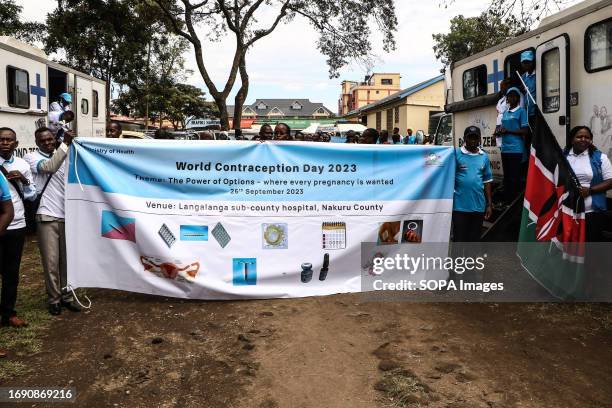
<box><xmin>405</xmin><ymin>135</ymin><xmax>416</xmax><ymax>144</ymax></box>
<box><xmin>500</xmin><ymin>106</ymin><xmax>528</xmax><ymax>154</ymax></box>
<box><xmin>522</xmin><ymin>71</ymin><xmax>536</xmax><ymax>117</ymax></box>
<box><xmin>453</xmin><ymin>147</ymin><xmax>493</xmax><ymax>213</ymax></box>
<box><xmin>0</xmin><ymin>173</ymin><xmax>11</xmax><ymax>202</ymax></box>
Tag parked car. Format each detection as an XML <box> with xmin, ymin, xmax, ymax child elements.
<box><xmin>120</xmin><ymin>130</ymin><xmax>151</xmax><ymax>139</ymax></box>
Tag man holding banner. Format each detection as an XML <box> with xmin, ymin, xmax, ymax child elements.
<box><xmin>24</xmin><ymin>128</ymin><xmax>81</xmax><ymax>316</ymax></box>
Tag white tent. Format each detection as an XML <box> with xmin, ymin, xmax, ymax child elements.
<box><xmin>301</xmin><ymin>123</ymin><xmax>320</xmax><ymax>134</ymax></box>
<box><xmin>336</xmin><ymin>123</ymin><xmax>367</xmax><ymax>133</ymax></box>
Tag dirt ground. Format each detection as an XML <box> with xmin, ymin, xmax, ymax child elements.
<box><xmin>1</xmin><ymin>237</ymin><xmax>612</xmax><ymax>407</ymax></box>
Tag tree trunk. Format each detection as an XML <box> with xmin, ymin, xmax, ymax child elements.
<box><xmin>233</xmin><ymin>54</ymin><xmax>249</xmax><ymax>131</ymax></box>
<box><xmin>215</xmin><ymin>97</ymin><xmax>230</xmax><ymax>130</ymax></box>
<box><xmin>105</xmin><ymin>76</ymin><xmax>112</xmax><ymax>126</ymax></box>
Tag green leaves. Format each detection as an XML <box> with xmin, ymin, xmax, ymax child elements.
<box><xmin>432</xmin><ymin>10</ymin><xmax>527</xmax><ymax>67</ymax></box>
<box><xmin>45</xmin><ymin>0</ymin><xmax>158</xmax><ymax>83</ymax></box>
<box><xmin>0</xmin><ymin>0</ymin><xmax>45</xmax><ymax>43</ymax></box>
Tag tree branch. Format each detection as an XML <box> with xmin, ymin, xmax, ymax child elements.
<box><xmin>245</xmin><ymin>0</ymin><xmax>290</xmax><ymax>47</ymax></box>
<box><xmin>217</xmin><ymin>0</ymin><xmax>238</xmax><ymax>32</ymax></box>
<box><xmin>188</xmin><ymin>0</ymin><xmax>209</xmax><ymax>10</ymax></box>
<box><xmin>153</xmin><ymin>0</ymin><xmax>194</xmax><ymax>43</ymax></box>
<box><xmin>240</xmin><ymin>0</ymin><xmax>265</xmax><ymax>32</ymax></box>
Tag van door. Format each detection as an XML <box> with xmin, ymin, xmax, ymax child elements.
<box><xmin>91</xmin><ymin>80</ymin><xmax>106</xmax><ymax>137</ymax></box>
<box><xmin>536</xmin><ymin>34</ymin><xmax>570</xmax><ymax>146</ymax></box>
<box><xmin>75</xmin><ymin>76</ymin><xmax>93</xmax><ymax>137</ymax></box>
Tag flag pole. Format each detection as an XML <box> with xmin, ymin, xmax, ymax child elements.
<box><xmin>515</xmin><ymin>70</ymin><xmax>537</xmax><ymax>135</ymax></box>
<box><xmin>515</xmin><ymin>71</ymin><xmax>583</xmax><ymax>192</ymax></box>
<box><xmin>515</xmin><ymin>70</ymin><xmax>536</xmax><ymax>107</ymax></box>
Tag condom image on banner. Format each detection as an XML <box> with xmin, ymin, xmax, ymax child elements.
<box><xmin>401</xmin><ymin>220</ymin><xmax>423</xmax><ymax>243</ymax></box>
<box><xmin>140</xmin><ymin>255</ymin><xmax>200</xmax><ymax>282</ymax></box>
<box><xmin>262</xmin><ymin>223</ymin><xmax>288</xmax><ymax>249</ymax></box>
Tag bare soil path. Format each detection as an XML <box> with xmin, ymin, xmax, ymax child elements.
<box><xmin>2</xmin><ymin>238</ymin><xmax>612</xmax><ymax>407</ymax></box>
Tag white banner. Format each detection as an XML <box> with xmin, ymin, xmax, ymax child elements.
<box><xmin>66</xmin><ymin>139</ymin><xmax>455</xmax><ymax>299</ymax></box>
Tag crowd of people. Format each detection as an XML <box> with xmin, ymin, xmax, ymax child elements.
<box><xmin>247</xmin><ymin>123</ymin><xmax>430</xmax><ymax>145</ymax></box>
<box><xmin>2</xmin><ymin>63</ymin><xmax>612</xmax><ymax>356</ymax></box>
<box><xmin>0</xmin><ymin>126</ymin><xmax>80</xmax><ymax>357</ymax></box>
<box><xmin>454</xmin><ymin>49</ymin><xmax>612</xmax><ymax>243</ymax></box>
<box><xmin>0</xmin><ymin>91</ymin><xmax>82</xmax><ymax>358</ymax></box>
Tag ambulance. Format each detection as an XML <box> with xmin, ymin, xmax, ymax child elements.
<box><xmin>444</xmin><ymin>0</ymin><xmax>612</xmax><ymax>180</ymax></box>
<box><xmin>0</xmin><ymin>36</ymin><xmax>106</xmax><ymax>156</ymax></box>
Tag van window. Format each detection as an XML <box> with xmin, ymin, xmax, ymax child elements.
<box><xmin>435</xmin><ymin>115</ymin><xmax>452</xmax><ymax>145</ymax></box>
<box><xmin>542</xmin><ymin>48</ymin><xmax>560</xmax><ymax>113</ymax></box>
<box><xmin>462</xmin><ymin>65</ymin><xmax>487</xmax><ymax>99</ymax></box>
<box><xmin>585</xmin><ymin>18</ymin><xmax>612</xmax><ymax>72</ymax></box>
<box><xmin>504</xmin><ymin>48</ymin><xmax>536</xmax><ymax>88</ymax></box>
<box><xmin>7</xmin><ymin>66</ymin><xmax>30</xmax><ymax>109</ymax></box>
<box><xmin>81</xmin><ymin>98</ymin><xmax>89</xmax><ymax>115</ymax></box>
<box><xmin>92</xmin><ymin>90</ymin><xmax>99</xmax><ymax>117</ymax></box>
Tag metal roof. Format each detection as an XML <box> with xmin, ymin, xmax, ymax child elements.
<box><xmin>228</xmin><ymin>98</ymin><xmax>334</xmax><ymax>117</ymax></box>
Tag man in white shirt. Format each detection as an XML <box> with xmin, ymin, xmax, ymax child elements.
<box><xmin>48</xmin><ymin>93</ymin><xmax>71</xmax><ymax>120</ymax></box>
<box><xmin>0</xmin><ymin>127</ymin><xmax>37</xmax><ymax>328</ymax></box>
<box><xmin>24</xmin><ymin>128</ymin><xmax>80</xmax><ymax>316</ymax></box>
<box><xmin>48</xmin><ymin>110</ymin><xmax>75</xmax><ymax>143</ymax></box>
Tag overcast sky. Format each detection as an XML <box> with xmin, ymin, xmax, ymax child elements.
<box><xmin>18</xmin><ymin>0</ymin><xmax>574</xmax><ymax>111</ymax></box>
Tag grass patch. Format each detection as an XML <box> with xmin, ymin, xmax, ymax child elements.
<box><xmin>374</xmin><ymin>368</ymin><xmax>433</xmax><ymax>407</ymax></box>
<box><xmin>0</xmin><ymin>289</ymin><xmax>51</xmax><ymax>352</ymax></box>
<box><xmin>0</xmin><ymin>361</ymin><xmax>28</xmax><ymax>380</ymax></box>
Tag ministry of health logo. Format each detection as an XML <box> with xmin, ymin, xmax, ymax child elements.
<box><xmin>424</xmin><ymin>152</ymin><xmax>442</xmax><ymax>166</ymax></box>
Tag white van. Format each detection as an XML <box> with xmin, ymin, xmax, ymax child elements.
<box><xmin>444</xmin><ymin>0</ymin><xmax>612</xmax><ymax>181</ymax></box>
<box><xmin>0</xmin><ymin>36</ymin><xmax>106</xmax><ymax>156</ymax></box>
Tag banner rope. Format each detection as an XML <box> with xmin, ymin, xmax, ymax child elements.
<box><xmin>73</xmin><ymin>141</ymin><xmax>85</xmax><ymax>192</ymax></box>
<box><xmin>62</xmin><ymin>285</ymin><xmax>92</xmax><ymax>309</ymax></box>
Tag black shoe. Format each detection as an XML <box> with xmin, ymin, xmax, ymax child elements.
<box><xmin>61</xmin><ymin>300</ymin><xmax>82</xmax><ymax>313</ymax></box>
<box><xmin>48</xmin><ymin>303</ymin><xmax>61</xmax><ymax>316</ymax></box>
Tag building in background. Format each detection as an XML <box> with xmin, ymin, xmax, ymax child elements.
<box><xmin>228</xmin><ymin>98</ymin><xmax>335</xmax><ymax>130</ymax></box>
<box><xmin>344</xmin><ymin>75</ymin><xmax>444</xmax><ymax>135</ymax></box>
<box><xmin>338</xmin><ymin>73</ymin><xmax>401</xmax><ymax>116</ymax></box>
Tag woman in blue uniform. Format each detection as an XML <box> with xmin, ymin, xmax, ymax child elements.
<box><xmin>495</xmin><ymin>87</ymin><xmax>529</xmax><ymax>203</ymax></box>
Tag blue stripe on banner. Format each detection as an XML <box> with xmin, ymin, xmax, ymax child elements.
<box><xmin>68</xmin><ymin>139</ymin><xmax>455</xmax><ymax>201</ymax></box>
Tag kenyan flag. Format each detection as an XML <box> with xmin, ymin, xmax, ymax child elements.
<box><xmin>517</xmin><ymin>108</ymin><xmax>586</xmax><ymax>300</ymax></box>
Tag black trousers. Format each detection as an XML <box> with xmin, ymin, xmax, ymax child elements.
<box><xmin>501</xmin><ymin>153</ymin><xmax>525</xmax><ymax>203</ymax></box>
<box><xmin>0</xmin><ymin>227</ymin><xmax>26</xmax><ymax>321</ymax></box>
<box><xmin>584</xmin><ymin>212</ymin><xmax>612</xmax><ymax>300</ymax></box>
<box><xmin>585</xmin><ymin>212</ymin><xmax>610</xmax><ymax>242</ymax></box>
<box><xmin>452</xmin><ymin>211</ymin><xmax>484</xmax><ymax>242</ymax></box>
